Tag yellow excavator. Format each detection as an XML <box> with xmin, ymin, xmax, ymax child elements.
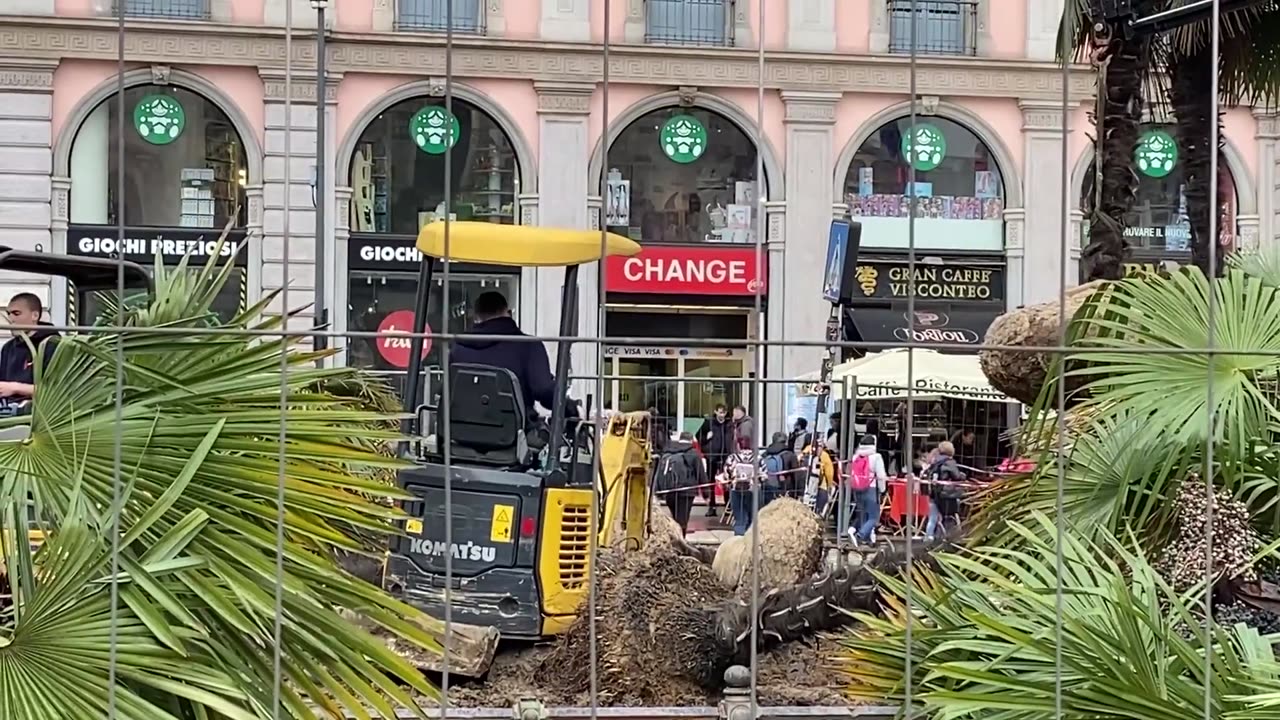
<box><xmin>384</xmin><ymin>222</ymin><xmax>656</xmax><ymax>676</ymax></box>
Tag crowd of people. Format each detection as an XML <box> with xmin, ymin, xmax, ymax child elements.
<box><xmin>649</xmin><ymin>403</ymin><xmax>980</xmax><ymax>544</ymax></box>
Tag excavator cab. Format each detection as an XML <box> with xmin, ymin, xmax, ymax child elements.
<box><xmin>386</xmin><ymin>222</ymin><xmax>656</xmax><ymax>675</ymax></box>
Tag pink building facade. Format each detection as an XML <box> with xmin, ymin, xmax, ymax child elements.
<box><xmin>0</xmin><ymin>0</ymin><xmax>1271</xmax><ymax>430</ymax></box>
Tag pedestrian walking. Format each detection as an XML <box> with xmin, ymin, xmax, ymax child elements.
<box><xmin>652</xmin><ymin>431</ymin><xmax>705</xmax><ymax>536</ymax></box>
<box><xmin>695</xmin><ymin>404</ymin><xmax>734</xmax><ymax>515</ymax></box>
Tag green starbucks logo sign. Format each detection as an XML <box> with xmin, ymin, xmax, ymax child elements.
<box><xmin>901</xmin><ymin>123</ymin><xmax>947</xmax><ymax>171</ymax></box>
<box><xmin>1135</xmin><ymin>129</ymin><xmax>1178</xmax><ymax>178</ymax></box>
<box><xmin>133</xmin><ymin>95</ymin><xmax>185</xmax><ymax>145</ymax></box>
<box><xmin>659</xmin><ymin>115</ymin><xmax>707</xmax><ymax>164</ymax></box>
<box><xmin>409</xmin><ymin>106</ymin><xmax>460</xmax><ymax>155</ymax></box>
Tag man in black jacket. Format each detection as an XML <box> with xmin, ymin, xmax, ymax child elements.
<box><xmin>695</xmin><ymin>404</ymin><xmax>734</xmax><ymax>516</ymax></box>
<box><xmin>653</xmin><ymin>431</ymin><xmax>705</xmax><ymax>536</ymax></box>
<box><xmin>450</xmin><ymin>291</ymin><xmax>557</xmax><ymax>423</ymax></box>
<box><xmin>0</xmin><ymin>293</ymin><xmax>58</xmax><ymax>401</ymax></box>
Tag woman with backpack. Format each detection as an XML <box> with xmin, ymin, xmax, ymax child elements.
<box><xmin>922</xmin><ymin>440</ymin><xmax>966</xmax><ymax>540</ymax></box>
<box><xmin>847</xmin><ymin>434</ymin><xmax>888</xmax><ymax>546</ymax></box>
<box><xmin>720</xmin><ymin>436</ymin><xmax>760</xmax><ymax>536</ymax></box>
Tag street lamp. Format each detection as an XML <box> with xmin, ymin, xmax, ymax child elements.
<box><xmin>312</xmin><ymin>0</ymin><xmax>329</xmax><ymax>352</ymax></box>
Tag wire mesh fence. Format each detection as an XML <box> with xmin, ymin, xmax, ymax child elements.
<box><xmin>2</xmin><ymin>0</ymin><xmax>1266</xmax><ymax>719</ymax></box>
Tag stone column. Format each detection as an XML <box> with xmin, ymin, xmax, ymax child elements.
<box><xmin>260</xmin><ymin>69</ymin><xmax>339</xmax><ymax>350</ymax></box>
<box><xmin>11</xmin><ymin>0</ymin><xmax>53</xmax><ymax>14</ymax></box>
<box><xmin>541</xmin><ymin>0</ymin><xmax>590</xmax><ymax>42</ymax></box>
<box><xmin>1003</xmin><ymin>207</ymin><xmax>1026</xmax><ymax>311</ymax></box>
<box><xmin>1018</xmin><ymin>101</ymin><xmax>1070</xmax><ymax>305</ymax></box>
<box><xmin>1026</xmin><ymin>0</ymin><xmax>1066</xmax><ymax>61</ymax></box>
<box><xmin>533</xmin><ymin>83</ymin><xmax>594</xmax><ymax>392</ymax></box>
<box><xmin>1254</xmin><ymin>109</ymin><xmax>1279</xmax><ymax>250</ymax></box>
<box><xmin>788</xmin><ymin>0</ymin><xmax>835</xmax><ymax>52</ymax></box>
<box><xmin>264</xmin><ymin>0</ymin><xmax>332</xmax><ymax>28</ymax></box>
<box><xmin>776</xmin><ymin>91</ymin><xmax>837</xmax><ymax>433</ymax></box>
<box><xmin>0</xmin><ymin>60</ymin><xmax>56</xmax><ymax>316</ymax></box>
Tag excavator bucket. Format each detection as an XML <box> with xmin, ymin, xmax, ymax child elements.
<box><xmin>402</xmin><ymin>621</ymin><xmax>501</xmax><ymax>678</ymax></box>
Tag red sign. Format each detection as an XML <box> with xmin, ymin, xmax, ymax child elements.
<box><xmin>376</xmin><ymin>310</ymin><xmax>431</xmax><ymax>369</ymax></box>
<box><xmin>604</xmin><ymin>246</ymin><xmax>768</xmax><ymax>295</ymax></box>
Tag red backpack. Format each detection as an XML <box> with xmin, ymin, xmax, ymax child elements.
<box><xmin>849</xmin><ymin>454</ymin><xmax>874</xmax><ymax>491</ymax></box>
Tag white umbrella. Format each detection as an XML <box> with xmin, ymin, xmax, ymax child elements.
<box><xmin>829</xmin><ymin>348</ymin><xmax>1014</xmax><ymax>403</ymax></box>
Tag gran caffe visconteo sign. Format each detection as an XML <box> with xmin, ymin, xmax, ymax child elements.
<box><xmin>851</xmin><ymin>259</ymin><xmax>1005</xmax><ymax>303</ymax></box>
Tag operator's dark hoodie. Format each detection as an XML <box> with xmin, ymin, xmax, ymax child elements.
<box><xmin>450</xmin><ymin>316</ymin><xmax>556</xmax><ymax>416</ymax></box>
<box><xmin>0</xmin><ymin>323</ymin><xmax>58</xmax><ymax>385</ymax></box>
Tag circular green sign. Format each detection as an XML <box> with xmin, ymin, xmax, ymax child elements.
<box><xmin>409</xmin><ymin>106</ymin><xmax>460</xmax><ymax>155</ymax></box>
<box><xmin>1135</xmin><ymin>129</ymin><xmax>1178</xmax><ymax>178</ymax></box>
<box><xmin>133</xmin><ymin>94</ymin><xmax>185</xmax><ymax>145</ymax></box>
<box><xmin>659</xmin><ymin>114</ymin><xmax>708</xmax><ymax>164</ymax></box>
<box><xmin>900</xmin><ymin>123</ymin><xmax>947</xmax><ymax>172</ymax></box>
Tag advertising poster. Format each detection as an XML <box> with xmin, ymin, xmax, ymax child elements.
<box><xmin>822</xmin><ymin>220</ymin><xmax>851</xmax><ymax>304</ymax></box>
<box><xmin>858</xmin><ymin>167</ymin><xmax>874</xmax><ymax>196</ymax></box>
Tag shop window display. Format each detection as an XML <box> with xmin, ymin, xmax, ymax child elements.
<box><xmin>843</xmin><ymin>116</ymin><xmax>1005</xmax><ymax>251</ymax></box>
<box><xmin>67</xmin><ymin>85</ymin><xmax>249</xmax><ymax>323</ymax></box>
<box><xmin>604</xmin><ymin>107</ymin><xmax>762</xmax><ymax>245</ymax></box>
<box><xmin>70</xmin><ymin>85</ymin><xmax>248</xmax><ymax>229</ymax></box>
<box><xmin>346</xmin><ymin>271</ymin><xmax>518</xmax><ymax>393</ymax></box>
<box><xmin>349</xmin><ymin>98</ymin><xmax>519</xmax><ymax>233</ymax></box>
<box><xmin>1078</xmin><ymin>125</ymin><xmax>1238</xmax><ymax>256</ymax></box>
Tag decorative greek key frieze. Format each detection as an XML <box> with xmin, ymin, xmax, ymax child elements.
<box><xmin>0</xmin><ymin>20</ymin><xmax>1096</xmax><ymax>102</ymax></box>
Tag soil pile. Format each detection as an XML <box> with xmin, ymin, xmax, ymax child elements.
<box><xmin>538</xmin><ymin>530</ymin><xmax>731</xmax><ymax>705</ymax></box>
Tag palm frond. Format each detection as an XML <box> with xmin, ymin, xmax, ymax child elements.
<box><xmin>834</xmin><ymin>514</ymin><xmax>1280</xmax><ymax>719</ymax></box>
<box><xmin>0</xmin><ymin>248</ymin><xmax>442</xmax><ymax>718</ymax></box>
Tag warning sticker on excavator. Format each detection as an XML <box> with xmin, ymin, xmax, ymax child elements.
<box><xmin>490</xmin><ymin>504</ymin><xmax>514</xmax><ymax>542</ymax></box>
<box><xmin>405</xmin><ymin>518</ymin><xmax>423</xmax><ymax>535</ymax></box>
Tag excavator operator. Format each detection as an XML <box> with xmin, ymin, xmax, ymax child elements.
<box><xmin>451</xmin><ymin>291</ymin><xmax>557</xmax><ymax>422</ymax></box>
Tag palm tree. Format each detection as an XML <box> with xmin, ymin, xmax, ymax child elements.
<box><xmin>0</xmin><ymin>254</ymin><xmax>444</xmax><ymax>718</ymax></box>
<box><xmin>1065</xmin><ymin>2</ymin><xmax>1280</xmax><ymax>279</ymax></box>
<box><xmin>1063</xmin><ymin>0</ymin><xmax>1156</xmax><ymax>281</ymax></box>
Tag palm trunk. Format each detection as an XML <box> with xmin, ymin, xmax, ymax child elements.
<box><xmin>1083</xmin><ymin>28</ymin><xmax>1148</xmax><ymax>281</ymax></box>
<box><xmin>1169</xmin><ymin>44</ymin><xmax>1224</xmax><ymax>277</ymax></box>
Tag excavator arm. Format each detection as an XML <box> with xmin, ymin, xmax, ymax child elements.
<box><xmin>596</xmin><ymin>411</ymin><xmax>654</xmax><ymax>552</ymax></box>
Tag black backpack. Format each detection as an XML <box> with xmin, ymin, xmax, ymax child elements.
<box><xmin>653</xmin><ymin>452</ymin><xmax>691</xmax><ymax>493</ymax></box>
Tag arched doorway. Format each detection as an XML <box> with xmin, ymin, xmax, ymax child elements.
<box><xmin>343</xmin><ymin>96</ymin><xmax>524</xmax><ymax>394</ymax></box>
<box><xmin>837</xmin><ymin>113</ymin><xmax>1011</xmax><ymax>472</ymax></box>
<box><xmin>1078</xmin><ymin>123</ymin><xmax>1240</xmax><ymax>278</ymax></box>
<box><xmin>600</xmin><ymin>103</ymin><xmax>769</xmax><ymax>436</ymax></box>
<box><xmin>66</xmin><ymin>84</ymin><xmax>250</xmax><ymax>322</ymax></box>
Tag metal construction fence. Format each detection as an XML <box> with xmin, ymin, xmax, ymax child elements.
<box><xmin>0</xmin><ymin>1</ymin><xmax>1258</xmax><ymax>720</ymax></box>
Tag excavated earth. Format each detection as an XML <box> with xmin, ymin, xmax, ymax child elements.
<box><xmin>406</xmin><ymin>500</ymin><xmax>855</xmax><ymax>708</ymax></box>
<box><xmin>441</xmin><ymin>635</ymin><xmax>848</xmax><ymax>708</ymax></box>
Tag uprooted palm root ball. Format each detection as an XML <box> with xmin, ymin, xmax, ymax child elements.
<box><xmin>712</xmin><ymin>497</ymin><xmax>824</xmax><ymax>594</ymax></box>
<box><xmin>979</xmin><ymin>281</ymin><xmax>1104</xmax><ymax>405</ymax></box>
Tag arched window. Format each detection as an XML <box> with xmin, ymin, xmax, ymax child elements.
<box><xmin>67</xmin><ymin>84</ymin><xmax>249</xmax><ymax>322</ymax></box>
<box><xmin>344</xmin><ymin>97</ymin><xmax>523</xmax><ymax>388</ymax></box>
<box><xmin>604</xmin><ymin>106</ymin><xmax>764</xmax><ymax>245</ymax></box>
<box><xmin>1079</xmin><ymin>124</ymin><xmax>1239</xmax><ymax>259</ymax></box>
<box><xmin>842</xmin><ymin>116</ymin><xmax>1005</xmax><ymax>251</ymax></box>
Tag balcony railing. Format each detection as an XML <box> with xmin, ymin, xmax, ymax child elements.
<box><xmin>397</xmin><ymin>0</ymin><xmax>487</xmax><ymax>33</ymax></box>
<box><xmin>114</xmin><ymin>0</ymin><xmax>210</xmax><ymax>20</ymax></box>
<box><xmin>646</xmin><ymin>0</ymin><xmax>735</xmax><ymax>47</ymax></box>
<box><xmin>887</xmin><ymin>0</ymin><xmax>978</xmax><ymax>56</ymax></box>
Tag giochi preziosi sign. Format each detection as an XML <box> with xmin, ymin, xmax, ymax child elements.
<box><xmin>67</xmin><ymin>226</ymin><xmax>248</xmax><ymax>265</ymax></box>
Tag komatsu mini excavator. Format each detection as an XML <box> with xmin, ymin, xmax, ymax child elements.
<box><xmin>384</xmin><ymin>222</ymin><xmax>656</xmax><ymax>676</ymax></box>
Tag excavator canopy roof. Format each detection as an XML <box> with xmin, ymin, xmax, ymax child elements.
<box><xmin>415</xmin><ymin>222</ymin><xmax>641</xmax><ymax>268</ymax></box>
<box><xmin>0</xmin><ymin>247</ymin><xmax>152</xmax><ymax>293</ymax></box>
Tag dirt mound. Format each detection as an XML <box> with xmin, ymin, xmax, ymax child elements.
<box><xmin>538</xmin><ymin>535</ymin><xmax>731</xmax><ymax>705</ymax></box>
